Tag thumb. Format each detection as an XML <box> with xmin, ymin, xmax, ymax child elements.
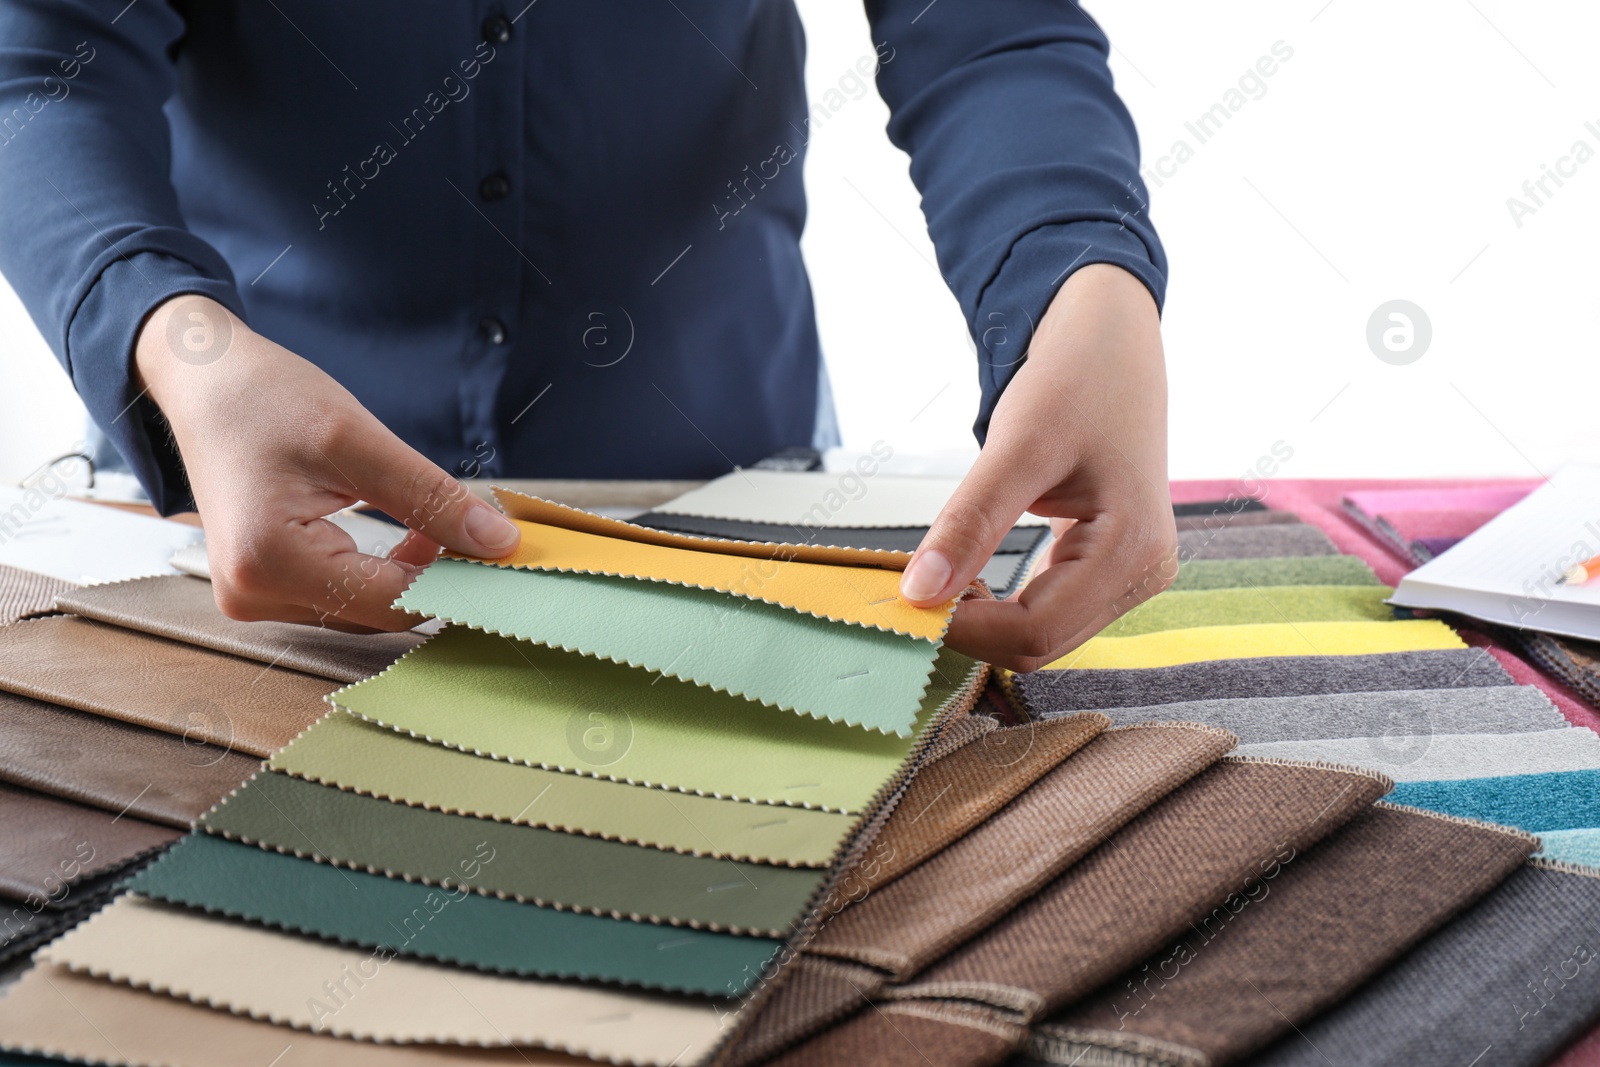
<box><xmin>900</xmin><ymin>450</ymin><xmax>1043</xmax><ymax>606</ymax></box>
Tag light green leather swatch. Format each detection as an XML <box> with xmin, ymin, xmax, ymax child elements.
<box><xmin>1169</xmin><ymin>556</ymin><xmax>1382</xmax><ymax>591</ymax></box>
<box><xmin>397</xmin><ymin>558</ymin><xmax>938</xmax><ymax>736</ymax></box>
<box><xmin>272</xmin><ymin>711</ymin><xmax>855</xmax><ymax>866</ymax></box>
<box><xmin>130</xmin><ymin>834</ymin><xmax>778</xmax><ymax>996</ymax></box>
<box><xmin>1099</xmin><ymin>585</ymin><xmax>1395</xmax><ymax>638</ymax></box>
<box><xmin>333</xmin><ymin>625</ymin><xmax>980</xmax><ymax>813</ymax></box>
<box><xmin>202</xmin><ymin>770</ymin><xmax>825</xmax><ymax>935</ymax></box>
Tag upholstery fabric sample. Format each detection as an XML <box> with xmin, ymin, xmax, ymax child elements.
<box><xmin>1167</xmin><ymin>555</ymin><xmax>1380</xmax><ymax>591</ymax></box>
<box><xmin>272</xmin><ymin>710</ymin><xmax>856</xmax><ymax>866</ymax></box>
<box><xmin>978</xmin><ymin>552</ymin><xmax>1028</xmax><ymax>597</ymax></box>
<box><xmin>1172</xmin><ymin>510</ymin><xmax>1301</xmax><ymax>531</ymax></box>
<box><xmin>1535</xmin><ymin>828</ymin><xmax>1600</xmax><ymax>867</ymax></box>
<box><xmin>764</xmin><ymin>1000</ymin><xmax>1025</xmax><ymax>1067</ymax></box>
<box><xmin>56</xmin><ymin>574</ymin><xmax>422</xmax><ymax>683</ymax></box>
<box><xmin>1059</xmin><ymin>686</ymin><xmax>1566</xmax><ymax>746</ymax></box>
<box><xmin>1389</xmin><ymin>769</ymin><xmax>1600</xmax><ymax>832</ymax></box>
<box><xmin>334</xmin><ymin>625</ymin><xmax>982</xmax><ymax>811</ymax></box>
<box><xmin>0</xmin><ymin>900</ymin><xmax>96</xmax><ymax>968</ymax></box>
<box><xmin>857</xmin><ymin>713</ymin><xmax>1110</xmax><ymax>892</ymax></box>
<box><xmin>1175</xmin><ymin>524</ymin><xmax>1338</xmax><ymax>560</ymax></box>
<box><xmin>1014</xmin><ymin>648</ymin><xmax>1513</xmax><ymax>712</ymax></box>
<box><xmin>1245</xmin><ymin>863</ymin><xmax>1600</xmax><ymax>1067</ymax></box>
<box><xmin>202</xmin><ymin>770</ymin><xmax>825</xmax><ymax>935</ymax></box>
<box><xmin>1045</xmin><ymin>619</ymin><xmax>1463</xmax><ymax>670</ymax></box>
<box><xmin>1235</xmin><ymin>727</ymin><xmax>1600</xmax><ymax>782</ymax></box>
<box><xmin>719</xmin><ymin>955</ymin><xmax>886</xmax><ymax>1067</ymax></box>
<box><xmin>1343</xmin><ymin>484</ymin><xmax>1535</xmax><ymax>517</ymax></box>
<box><xmin>809</xmin><ymin>724</ymin><xmax>1241</xmax><ymax>980</ymax></box>
<box><xmin>128</xmin><ymin>834</ymin><xmax>780</xmax><ymax>995</ymax></box>
<box><xmin>0</xmin><ymin>962</ymin><xmax>594</xmax><ymax>1067</ymax></box>
<box><xmin>469</xmin><ymin>519</ymin><xmax>951</xmax><ymax>640</ymax></box>
<box><xmin>399</xmin><ymin>559</ymin><xmax>940</xmax><ymax>735</ymax></box>
<box><xmin>1097</xmin><ymin>586</ymin><xmax>1394</xmax><ymax>638</ymax></box>
<box><xmin>1036</xmin><ymin>805</ymin><xmax>1535</xmax><ymax>1067</ymax></box>
<box><xmin>1171</xmin><ymin>498</ymin><xmax>1268</xmax><ymax>517</ymax></box>
<box><xmin>0</xmin><ymin>782</ymin><xmax>178</xmax><ymax>906</ymax></box>
<box><xmin>889</xmin><ymin>759</ymin><xmax>1391</xmax><ymax>1021</ymax></box>
<box><xmin>634</xmin><ymin>512</ymin><xmax>1048</xmax><ymax>556</ymax></box>
<box><xmin>0</xmin><ymin>563</ymin><xmax>72</xmax><ymax>625</ymax></box>
<box><xmin>0</xmin><ymin>615</ymin><xmax>335</xmax><ymax>757</ymax></box>
<box><xmin>1379</xmin><ymin>507</ymin><xmax>1502</xmax><ymax>541</ymax></box>
<box><xmin>1518</xmin><ymin>630</ymin><xmax>1600</xmax><ymax>708</ymax></box>
<box><xmin>0</xmin><ymin>690</ymin><xmax>258</xmax><ymax>829</ymax></box>
<box><xmin>45</xmin><ymin>896</ymin><xmax>733</xmax><ymax>1061</ymax></box>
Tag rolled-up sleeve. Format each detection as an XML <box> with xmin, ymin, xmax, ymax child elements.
<box><xmin>0</xmin><ymin>0</ymin><xmax>244</xmax><ymax>513</ymax></box>
<box><xmin>866</xmin><ymin>0</ymin><xmax>1167</xmax><ymax>439</ymax></box>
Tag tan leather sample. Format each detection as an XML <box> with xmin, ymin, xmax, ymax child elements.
<box><xmin>0</xmin><ymin>962</ymin><xmax>592</xmax><ymax>1066</ymax></box>
<box><xmin>0</xmin><ymin>615</ymin><xmax>335</xmax><ymax>757</ymax></box>
<box><xmin>0</xmin><ymin>689</ymin><xmax>258</xmax><ymax>828</ymax></box>
<box><xmin>0</xmin><ymin>562</ymin><xmax>72</xmax><ymax>624</ymax></box>
<box><xmin>57</xmin><ymin>573</ymin><xmax>422</xmax><ymax>683</ymax></box>
<box><xmin>0</xmin><ymin>782</ymin><xmax>177</xmax><ymax>906</ymax></box>
<box><xmin>48</xmin><ymin>896</ymin><xmax>733</xmax><ymax>1062</ymax></box>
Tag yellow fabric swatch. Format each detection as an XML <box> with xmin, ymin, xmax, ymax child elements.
<box><xmin>1044</xmin><ymin>620</ymin><xmax>1464</xmax><ymax>670</ymax></box>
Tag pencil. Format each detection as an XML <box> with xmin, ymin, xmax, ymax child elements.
<box><xmin>1557</xmin><ymin>553</ymin><xmax>1600</xmax><ymax>586</ymax></box>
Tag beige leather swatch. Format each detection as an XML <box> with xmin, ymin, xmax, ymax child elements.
<box><xmin>47</xmin><ymin>896</ymin><xmax>733</xmax><ymax>1062</ymax></box>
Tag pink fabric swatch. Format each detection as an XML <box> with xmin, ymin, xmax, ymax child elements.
<box><xmin>1380</xmin><ymin>508</ymin><xmax>1504</xmax><ymax>542</ymax></box>
<box><xmin>1343</xmin><ymin>483</ymin><xmax>1539</xmax><ymax>517</ymax></box>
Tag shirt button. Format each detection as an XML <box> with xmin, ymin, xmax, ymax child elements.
<box><xmin>482</xmin><ymin>16</ymin><xmax>512</xmax><ymax>44</ymax></box>
<box><xmin>479</xmin><ymin>318</ymin><xmax>508</xmax><ymax>345</ymax></box>
<box><xmin>479</xmin><ymin>172</ymin><xmax>511</xmax><ymax>201</ymax></box>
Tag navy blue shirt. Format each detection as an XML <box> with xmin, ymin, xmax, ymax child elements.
<box><xmin>0</xmin><ymin>0</ymin><xmax>1164</xmax><ymax>515</ymax></box>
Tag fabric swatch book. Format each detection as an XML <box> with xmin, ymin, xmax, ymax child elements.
<box><xmin>1387</xmin><ymin>464</ymin><xmax>1600</xmax><ymax>640</ymax></box>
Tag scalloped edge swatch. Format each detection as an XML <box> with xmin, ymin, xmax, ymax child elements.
<box><xmin>1044</xmin><ymin>620</ymin><xmax>1465</xmax><ymax>670</ymax></box>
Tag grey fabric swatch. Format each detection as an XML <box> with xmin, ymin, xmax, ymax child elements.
<box><xmin>1245</xmin><ymin>863</ymin><xmax>1600</xmax><ymax>1067</ymax></box>
<box><xmin>634</xmin><ymin>513</ymin><xmax>1049</xmax><ymax>556</ymax></box>
<box><xmin>1017</xmin><ymin>649</ymin><xmax>1514</xmax><ymax>712</ymax></box>
<box><xmin>1172</xmin><ymin>499</ymin><xmax>1268</xmax><ymax>517</ymax></box>
<box><xmin>1177</xmin><ymin>524</ymin><xmax>1337</xmax><ymax>561</ymax></box>
<box><xmin>1236</xmin><ymin>727</ymin><xmax>1600</xmax><ymax>783</ymax></box>
<box><xmin>1065</xmin><ymin>686</ymin><xmax>1566</xmax><ymax>746</ymax></box>
<box><xmin>980</xmin><ymin>553</ymin><xmax>1029</xmax><ymax>597</ymax></box>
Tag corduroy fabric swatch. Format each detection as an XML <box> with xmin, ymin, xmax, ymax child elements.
<box><xmin>55</xmin><ymin>574</ymin><xmax>423</xmax><ymax>683</ymax></box>
<box><xmin>633</xmin><ymin>512</ymin><xmax>1050</xmax><ymax>556</ymax></box>
<box><xmin>1245</xmin><ymin>862</ymin><xmax>1600</xmax><ymax>1067</ymax></box>
<box><xmin>1045</xmin><ymin>619</ymin><xmax>1463</xmax><ymax>671</ymax></box>
<box><xmin>1389</xmin><ymin>769</ymin><xmax>1600</xmax><ymax>831</ymax></box>
<box><xmin>334</xmin><ymin>625</ymin><xmax>978</xmax><ymax>811</ymax></box>
<box><xmin>0</xmin><ymin>564</ymin><xmax>71</xmax><ymax>625</ymax></box>
<box><xmin>765</xmin><ymin>1000</ymin><xmax>1024</xmax><ymax>1067</ymax></box>
<box><xmin>127</xmin><ymin>834</ymin><xmax>779</xmax><ymax>996</ymax></box>
<box><xmin>201</xmin><ymin>769</ymin><xmax>824</xmax><ymax>935</ymax></box>
<box><xmin>1014</xmin><ymin>648</ymin><xmax>1513</xmax><ymax>712</ymax></box>
<box><xmin>0</xmin><ymin>615</ymin><xmax>334</xmax><ymax>757</ymax></box>
<box><xmin>0</xmin><ymin>962</ymin><xmax>601</xmax><ymax>1067</ymax></box>
<box><xmin>808</xmin><ymin>724</ymin><xmax>1240</xmax><ymax>980</ymax></box>
<box><xmin>887</xmin><ymin>759</ymin><xmax>1390</xmax><ymax>1021</ymax></box>
<box><xmin>0</xmin><ymin>689</ymin><xmax>258</xmax><ymax>828</ymax></box>
<box><xmin>1097</xmin><ymin>586</ymin><xmax>1394</xmax><ymax>638</ymax></box>
<box><xmin>1166</xmin><ymin>555</ymin><xmax>1380</xmax><ymax>592</ymax></box>
<box><xmin>271</xmin><ymin>709</ymin><xmax>855</xmax><ymax>866</ymax></box>
<box><xmin>1236</xmin><ymin>726</ymin><xmax>1600</xmax><ymax>781</ymax></box>
<box><xmin>0</xmin><ymin>782</ymin><xmax>178</xmax><ymax>906</ymax></box>
<box><xmin>1176</xmin><ymin>524</ymin><xmax>1337</xmax><ymax>560</ymax></box>
<box><xmin>1033</xmin><ymin>805</ymin><xmax>1536</xmax><ymax>1067</ymax></box>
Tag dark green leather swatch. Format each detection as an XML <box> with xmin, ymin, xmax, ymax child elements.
<box><xmin>202</xmin><ymin>770</ymin><xmax>823</xmax><ymax>935</ymax></box>
<box><xmin>128</xmin><ymin>834</ymin><xmax>781</xmax><ymax>997</ymax></box>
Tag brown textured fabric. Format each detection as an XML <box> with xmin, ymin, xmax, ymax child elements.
<box><xmin>0</xmin><ymin>781</ymin><xmax>178</xmax><ymax>907</ymax></box>
<box><xmin>809</xmin><ymin>724</ymin><xmax>1239</xmax><ymax>980</ymax></box>
<box><xmin>893</xmin><ymin>758</ymin><xmax>1393</xmax><ymax>1021</ymax></box>
<box><xmin>0</xmin><ymin>563</ymin><xmax>72</xmax><ymax>625</ymax></box>
<box><xmin>765</xmin><ymin>1000</ymin><xmax>1023</xmax><ymax>1067</ymax></box>
<box><xmin>1518</xmin><ymin>630</ymin><xmax>1600</xmax><ymax>709</ymax></box>
<box><xmin>1035</xmin><ymin>804</ymin><xmax>1537</xmax><ymax>1066</ymax></box>
<box><xmin>726</xmin><ymin>955</ymin><xmax>886</xmax><ymax>1066</ymax></box>
<box><xmin>0</xmin><ymin>689</ymin><xmax>258</xmax><ymax>828</ymax></box>
<box><xmin>862</xmin><ymin>712</ymin><xmax>1109</xmax><ymax>892</ymax></box>
<box><xmin>0</xmin><ymin>615</ymin><xmax>335</xmax><ymax>757</ymax></box>
<box><xmin>57</xmin><ymin>573</ymin><xmax>423</xmax><ymax>683</ymax></box>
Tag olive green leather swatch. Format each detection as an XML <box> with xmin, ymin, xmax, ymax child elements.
<box><xmin>128</xmin><ymin>833</ymin><xmax>781</xmax><ymax>997</ymax></box>
<box><xmin>334</xmin><ymin>626</ymin><xmax>981</xmax><ymax>812</ymax></box>
<box><xmin>202</xmin><ymin>770</ymin><xmax>824</xmax><ymax>935</ymax></box>
<box><xmin>396</xmin><ymin>559</ymin><xmax>938</xmax><ymax>736</ymax></box>
<box><xmin>1098</xmin><ymin>585</ymin><xmax>1395</xmax><ymax>638</ymax></box>
<box><xmin>1168</xmin><ymin>555</ymin><xmax>1381</xmax><ymax>592</ymax></box>
<box><xmin>272</xmin><ymin>711</ymin><xmax>856</xmax><ymax>866</ymax></box>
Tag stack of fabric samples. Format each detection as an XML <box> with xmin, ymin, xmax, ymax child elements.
<box><xmin>1341</xmin><ymin>483</ymin><xmax>1538</xmax><ymax>563</ymax></box>
<box><xmin>0</xmin><ymin>490</ymin><xmax>995</xmax><ymax>1066</ymax></box>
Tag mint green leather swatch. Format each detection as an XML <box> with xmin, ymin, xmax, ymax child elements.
<box><xmin>333</xmin><ymin>625</ymin><xmax>980</xmax><ymax>813</ymax></box>
<box><xmin>1099</xmin><ymin>585</ymin><xmax>1395</xmax><ymax>638</ymax></box>
<box><xmin>129</xmin><ymin>834</ymin><xmax>780</xmax><ymax>997</ymax></box>
<box><xmin>202</xmin><ymin>770</ymin><xmax>824</xmax><ymax>935</ymax></box>
<box><xmin>271</xmin><ymin>711</ymin><xmax>856</xmax><ymax>866</ymax></box>
<box><xmin>397</xmin><ymin>558</ymin><xmax>937</xmax><ymax>735</ymax></box>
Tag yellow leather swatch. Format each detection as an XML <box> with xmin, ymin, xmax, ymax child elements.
<box><xmin>1044</xmin><ymin>619</ymin><xmax>1464</xmax><ymax>670</ymax></box>
<box><xmin>465</xmin><ymin>519</ymin><xmax>951</xmax><ymax>640</ymax></box>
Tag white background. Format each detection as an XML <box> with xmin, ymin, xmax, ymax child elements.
<box><xmin>3</xmin><ymin>0</ymin><xmax>1597</xmax><ymax>488</ymax></box>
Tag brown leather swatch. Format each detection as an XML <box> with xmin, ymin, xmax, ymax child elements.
<box><xmin>0</xmin><ymin>563</ymin><xmax>72</xmax><ymax>625</ymax></box>
<box><xmin>1036</xmin><ymin>804</ymin><xmax>1537</xmax><ymax>1065</ymax></box>
<box><xmin>0</xmin><ymin>615</ymin><xmax>335</xmax><ymax>757</ymax></box>
<box><xmin>0</xmin><ymin>781</ymin><xmax>177</xmax><ymax>907</ymax></box>
<box><xmin>0</xmin><ymin>689</ymin><xmax>259</xmax><ymax>828</ymax></box>
<box><xmin>891</xmin><ymin>758</ymin><xmax>1394</xmax><ymax>1020</ymax></box>
<box><xmin>809</xmin><ymin>723</ymin><xmax>1240</xmax><ymax>980</ymax></box>
<box><xmin>57</xmin><ymin>574</ymin><xmax>422</xmax><ymax>683</ymax></box>
<box><xmin>0</xmin><ymin>963</ymin><xmax>591</xmax><ymax>1066</ymax></box>
<box><xmin>765</xmin><ymin>1000</ymin><xmax>1024</xmax><ymax>1067</ymax></box>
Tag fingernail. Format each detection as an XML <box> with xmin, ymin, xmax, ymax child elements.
<box><xmin>465</xmin><ymin>506</ymin><xmax>520</xmax><ymax>551</ymax></box>
<box><xmin>901</xmin><ymin>549</ymin><xmax>953</xmax><ymax>603</ymax></box>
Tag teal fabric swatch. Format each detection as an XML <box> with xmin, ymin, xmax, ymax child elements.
<box><xmin>1535</xmin><ymin>828</ymin><xmax>1600</xmax><ymax>869</ymax></box>
<box><xmin>1389</xmin><ymin>770</ymin><xmax>1600</xmax><ymax>833</ymax></box>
